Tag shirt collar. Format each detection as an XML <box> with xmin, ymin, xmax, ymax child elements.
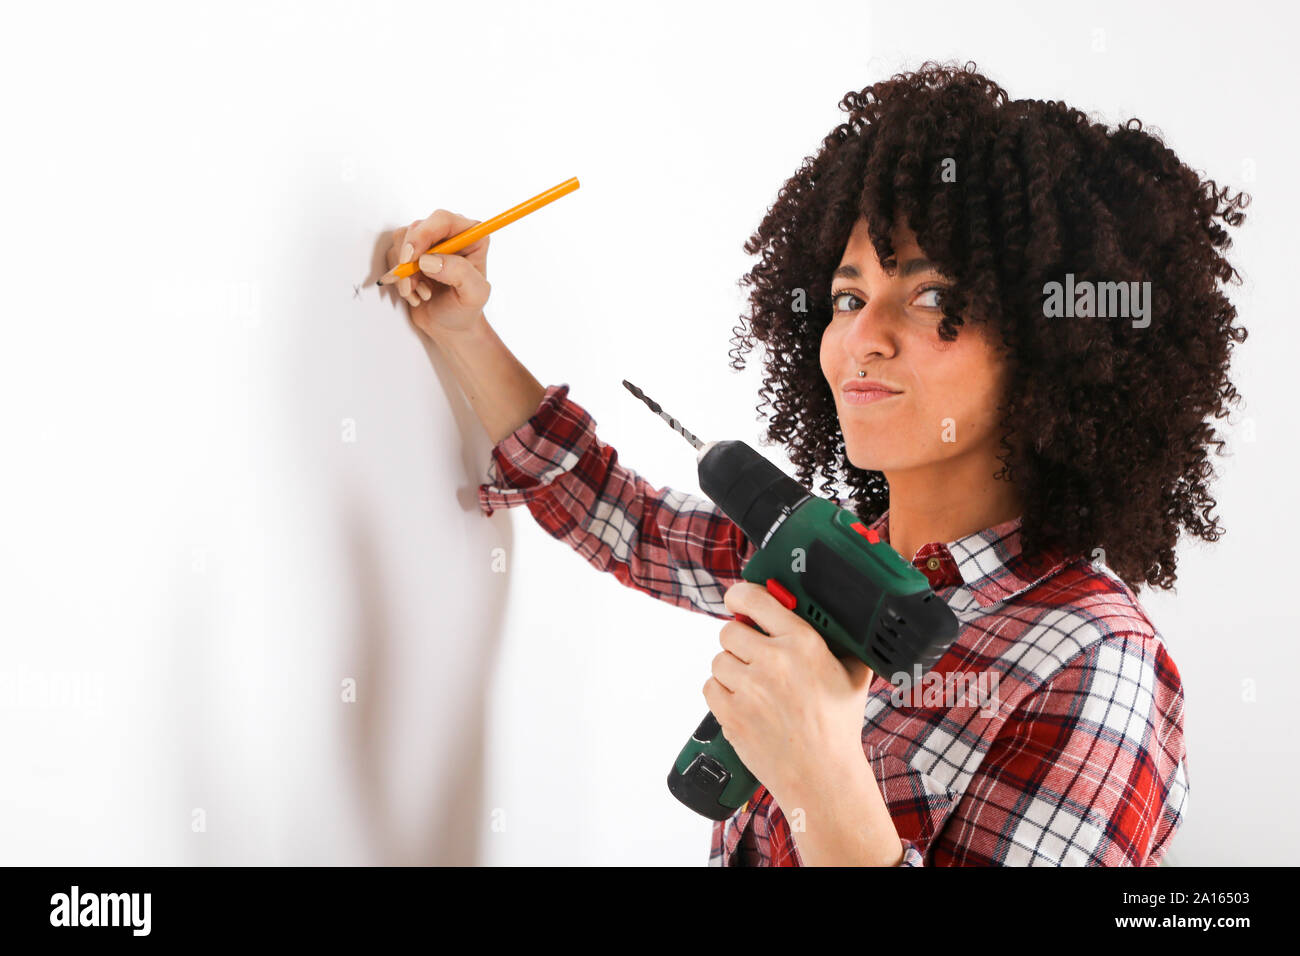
<box><xmin>866</xmin><ymin>509</ymin><xmax>1072</xmax><ymax>608</ymax></box>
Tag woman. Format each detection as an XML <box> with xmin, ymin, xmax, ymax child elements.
<box><xmin>388</xmin><ymin>62</ymin><xmax>1248</xmax><ymax>865</ymax></box>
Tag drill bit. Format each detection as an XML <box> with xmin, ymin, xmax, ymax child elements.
<box><xmin>621</xmin><ymin>380</ymin><xmax>704</xmax><ymax>450</ymax></box>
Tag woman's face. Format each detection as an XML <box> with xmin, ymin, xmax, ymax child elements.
<box><xmin>820</xmin><ymin>218</ymin><xmax>1010</xmax><ymax>475</ymax></box>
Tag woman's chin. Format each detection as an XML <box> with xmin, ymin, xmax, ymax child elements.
<box><xmin>845</xmin><ymin>451</ymin><xmax>893</xmax><ymax>473</ymax></box>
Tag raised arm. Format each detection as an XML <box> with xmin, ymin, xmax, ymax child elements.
<box><xmin>386</xmin><ymin>208</ymin><xmax>546</xmax><ymax>445</ymax></box>
<box><xmin>387</xmin><ymin>211</ymin><xmax>756</xmax><ymax>619</ymax></box>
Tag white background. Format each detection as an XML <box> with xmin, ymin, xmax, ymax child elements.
<box><xmin>0</xmin><ymin>0</ymin><xmax>1294</xmax><ymax>865</ymax></box>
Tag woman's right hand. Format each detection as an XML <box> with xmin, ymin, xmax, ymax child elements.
<box><xmin>387</xmin><ymin>209</ymin><xmax>491</xmax><ymax>336</ymax></box>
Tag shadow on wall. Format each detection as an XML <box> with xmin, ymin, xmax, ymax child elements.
<box><xmin>163</xmin><ymin>220</ymin><xmax>514</xmax><ymax>865</ymax></box>
<box><xmin>341</xmin><ymin>476</ymin><xmax>506</xmax><ymax>865</ymax></box>
<box><xmin>343</xmin><ymin>231</ymin><xmax>513</xmax><ymax>864</ymax></box>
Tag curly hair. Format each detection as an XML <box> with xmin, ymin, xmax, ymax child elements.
<box><xmin>729</xmin><ymin>60</ymin><xmax>1250</xmax><ymax>592</ymax></box>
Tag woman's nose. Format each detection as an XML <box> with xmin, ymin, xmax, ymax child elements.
<box><xmin>841</xmin><ymin>298</ymin><xmax>897</xmax><ymax>360</ymax></box>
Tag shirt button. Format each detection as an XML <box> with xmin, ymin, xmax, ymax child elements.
<box><xmin>925</xmin><ymin>557</ymin><xmax>942</xmax><ymax>571</ymax></box>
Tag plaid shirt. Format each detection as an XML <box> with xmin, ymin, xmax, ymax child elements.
<box><xmin>478</xmin><ymin>384</ymin><xmax>1190</xmax><ymax>866</ymax></box>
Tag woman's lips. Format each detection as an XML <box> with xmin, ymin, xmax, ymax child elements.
<box><xmin>841</xmin><ymin>387</ymin><xmax>902</xmax><ymax>406</ymax></box>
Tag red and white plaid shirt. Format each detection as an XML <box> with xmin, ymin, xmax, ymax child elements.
<box><xmin>478</xmin><ymin>384</ymin><xmax>1190</xmax><ymax>866</ymax></box>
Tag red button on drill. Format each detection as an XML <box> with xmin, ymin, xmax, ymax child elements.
<box><xmin>851</xmin><ymin>521</ymin><xmax>881</xmax><ymax>544</ymax></box>
<box><xmin>764</xmin><ymin>578</ymin><xmax>797</xmax><ymax>610</ymax></box>
<box><xmin>734</xmin><ymin>579</ymin><xmax>798</xmax><ymax>633</ymax></box>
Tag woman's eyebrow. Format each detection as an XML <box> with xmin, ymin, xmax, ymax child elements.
<box><xmin>832</xmin><ymin>257</ymin><xmax>947</xmax><ymax>281</ymax></box>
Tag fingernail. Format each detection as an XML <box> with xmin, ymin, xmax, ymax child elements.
<box><xmin>401</xmin><ymin>242</ymin><xmax>414</xmax><ymax>262</ymax></box>
<box><xmin>420</xmin><ymin>254</ymin><xmax>442</xmax><ymax>273</ymax></box>
<box><xmin>416</xmin><ymin>283</ymin><xmax>432</xmax><ymax>301</ymax></box>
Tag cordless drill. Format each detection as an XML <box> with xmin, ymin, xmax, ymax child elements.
<box><xmin>622</xmin><ymin>381</ymin><xmax>961</xmax><ymax>822</ymax></box>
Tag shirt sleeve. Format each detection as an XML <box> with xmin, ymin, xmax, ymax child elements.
<box><xmin>478</xmin><ymin>383</ymin><xmax>756</xmax><ymax>619</ymax></box>
<box><xmin>910</xmin><ymin>633</ymin><xmax>1189</xmax><ymax>866</ymax></box>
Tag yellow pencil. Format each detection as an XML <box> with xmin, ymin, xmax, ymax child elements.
<box><xmin>376</xmin><ymin>176</ymin><xmax>580</xmax><ymax>286</ymax></box>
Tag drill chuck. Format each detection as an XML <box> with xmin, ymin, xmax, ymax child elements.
<box><xmin>696</xmin><ymin>440</ymin><xmax>810</xmax><ymax>546</ymax></box>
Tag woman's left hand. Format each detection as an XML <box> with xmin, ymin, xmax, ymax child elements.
<box><xmin>704</xmin><ymin>580</ymin><xmax>876</xmax><ymax>803</ymax></box>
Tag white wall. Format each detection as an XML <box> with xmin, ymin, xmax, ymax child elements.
<box><xmin>0</xmin><ymin>0</ymin><xmax>1294</xmax><ymax>865</ymax></box>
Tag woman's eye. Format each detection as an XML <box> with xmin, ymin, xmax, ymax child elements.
<box><xmin>914</xmin><ymin>286</ymin><xmax>946</xmax><ymax>309</ymax></box>
<box><xmin>830</xmin><ymin>291</ymin><xmax>863</xmax><ymax>313</ymax></box>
